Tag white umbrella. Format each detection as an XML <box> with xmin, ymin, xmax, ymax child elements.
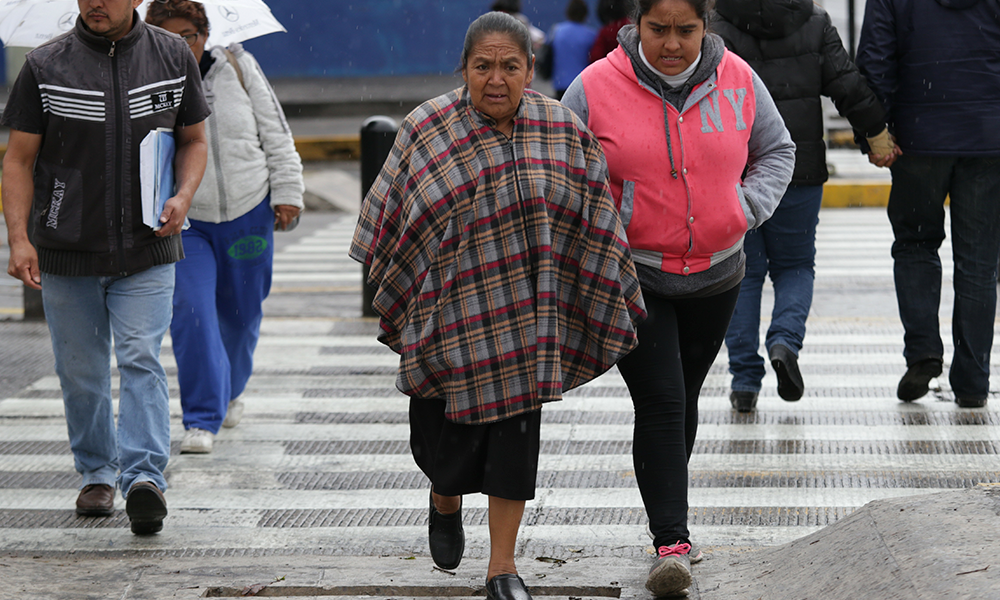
<box><xmin>0</xmin><ymin>0</ymin><xmax>285</xmax><ymax>49</ymax></box>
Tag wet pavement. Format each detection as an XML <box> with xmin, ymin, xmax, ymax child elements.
<box><xmin>1</xmin><ymin>193</ymin><xmax>998</xmax><ymax>598</ymax></box>
<box><xmin>0</xmin><ymin>75</ymin><xmax>997</xmax><ymax>599</ymax></box>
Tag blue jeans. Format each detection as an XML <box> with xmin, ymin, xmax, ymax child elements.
<box><xmin>41</xmin><ymin>264</ymin><xmax>174</xmax><ymax>496</ymax></box>
<box><xmin>888</xmin><ymin>155</ymin><xmax>1000</xmax><ymax>401</ymax></box>
<box><xmin>170</xmin><ymin>197</ymin><xmax>274</xmax><ymax>433</ymax></box>
<box><xmin>725</xmin><ymin>185</ymin><xmax>822</xmax><ymax>393</ymax></box>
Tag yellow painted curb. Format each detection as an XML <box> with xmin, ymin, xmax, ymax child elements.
<box><xmin>293</xmin><ymin>136</ymin><xmax>360</xmax><ymax>161</ymax></box>
<box><xmin>822</xmin><ymin>180</ymin><xmax>892</xmax><ymax>208</ymax></box>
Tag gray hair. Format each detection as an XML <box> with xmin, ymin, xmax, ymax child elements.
<box><xmin>461</xmin><ymin>11</ymin><xmax>533</xmax><ymax>70</ymax></box>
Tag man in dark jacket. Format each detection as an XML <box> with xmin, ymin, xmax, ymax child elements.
<box><xmin>1</xmin><ymin>0</ymin><xmax>209</xmax><ymax>533</ymax></box>
<box><xmin>857</xmin><ymin>0</ymin><xmax>1000</xmax><ymax>408</ymax></box>
<box><xmin>713</xmin><ymin>0</ymin><xmax>896</xmax><ymax>412</ymax></box>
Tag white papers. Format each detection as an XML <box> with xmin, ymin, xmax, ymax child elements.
<box><xmin>139</xmin><ymin>128</ymin><xmax>175</xmax><ymax>231</ymax></box>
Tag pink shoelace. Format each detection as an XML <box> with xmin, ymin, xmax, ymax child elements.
<box><xmin>657</xmin><ymin>542</ymin><xmax>692</xmax><ymax>558</ymax></box>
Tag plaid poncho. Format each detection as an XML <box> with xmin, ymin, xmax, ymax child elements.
<box><xmin>350</xmin><ymin>87</ymin><xmax>645</xmax><ymax>425</ymax></box>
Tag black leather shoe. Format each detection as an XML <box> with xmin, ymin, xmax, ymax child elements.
<box><xmin>485</xmin><ymin>574</ymin><xmax>533</xmax><ymax>600</ymax></box>
<box><xmin>126</xmin><ymin>481</ymin><xmax>167</xmax><ymax>535</ymax></box>
<box><xmin>897</xmin><ymin>358</ymin><xmax>942</xmax><ymax>401</ymax></box>
<box><xmin>769</xmin><ymin>344</ymin><xmax>804</xmax><ymax>401</ymax></box>
<box><xmin>428</xmin><ymin>490</ymin><xmax>464</xmax><ymax>570</ymax></box>
<box><xmin>956</xmin><ymin>396</ymin><xmax>987</xmax><ymax>408</ymax></box>
<box><xmin>729</xmin><ymin>391</ymin><xmax>758</xmax><ymax>413</ymax></box>
<box><xmin>76</xmin><ymin>484</ymin><xmax>115</xmax><ymax>516</ymax></box>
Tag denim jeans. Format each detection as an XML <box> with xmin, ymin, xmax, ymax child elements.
<box><xmin>171</xmin><ymin>196</ymin><xmax>273</xmax><ymax>433</ymax></box>
<box><xmin>888</xmin><ymin>155</ymin><xmax>1000</xmax><ymax>401</ymax></box>
<box><xmin>41</xmin><ymin>264</ymin><xmax>174</xmax><ymax>496</ymax></box>
<box><xmin>725</xmin><ymin>185</ymin><xmax>823</xmax><ymax>393</ymax></box>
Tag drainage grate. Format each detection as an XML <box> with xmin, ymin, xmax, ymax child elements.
<box><xmin>295</xmin><ymin>412</ymin><xmax>410</xmax><ymax>425</ymax></box>
<box><xmin>0</xmin><ymin>441</ymin><xmax>71</xmax><ymax>455</ymax></box>
<box><xmin>290</xmin><ymin>410</ymin><xmax>1000</xmax><ymax>427</ymax></box>
<box><xmin>202</xmin><ymin>584</ymin><xmax>620</xmax><ymax>597</ymax></box>
<box><xmin>0</xmin><ymin>510</ymin><xmax>127</xmax><ymax>529</ymax></box>
<box><xmin>0</xmin><ymin>471</ymin><xmax>78</xmax><ymax>489</ymax></box>
<box><xmin>284</xmin><ymin>440</ymin><xmax>410</xmax><ymax>455</ymax></box>
<box><xmin>696</xmin><ymin>439</ymin><xmax>1000</xmax><ymax>455</ymax></box>
<box><xmin>687</xmin><ymin>505</ymin><xmax>856</xmax><ymax>527</ymax></box>
<box><xmin>283</xmin><ymin>439</ymin><xmax>1000</xmax><ymax>456</ymax></box>
<box><xmin>303</xmin><ymin>387</ymin><xmax>403</xmax><ymax>398</ymax></box>
<box><xmin>319</xmin><ymin>346</ymin><xmax>395</xmax><ymax>356</ymax></box>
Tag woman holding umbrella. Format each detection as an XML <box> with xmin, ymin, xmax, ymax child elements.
<box><xmin>145</xmin><ymin>0</ymin><xmax>304</xmax><ymax>453</ymax></box>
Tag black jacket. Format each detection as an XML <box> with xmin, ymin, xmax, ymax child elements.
<box><xmin>857</xmin><ymin>0</ymin><xmax>1000</xmax><ymax>156</ymax></box>
<box><xmin>1</xmin><ymin>15</ymin><xmax>210</xmax><ymax>276</ymax></box>
<box><xmin>713</xmin><ymin>0</ymin><xmax>886</xmax><ymax>184</ymax></box>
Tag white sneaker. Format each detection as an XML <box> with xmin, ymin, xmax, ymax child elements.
<box><xmin>180</xmin><ymin>428</ymin><xmax>214</xmax><ymax>454</ymax></box>
<box><xmin>222</xmin><ymin>398</ymin><xmax>244</xmax><ymax>428</ymax></box>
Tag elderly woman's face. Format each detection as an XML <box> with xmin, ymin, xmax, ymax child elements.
<box><xmin>463</xmin><ymin>33</ymin><xmax>534</xmax><ymax>134</ymax></box>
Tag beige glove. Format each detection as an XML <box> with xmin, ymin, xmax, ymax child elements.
<box><xmin>866</xmin><ymin>128</ymin><xmax>895</xmax><ymax>156</ymax></box>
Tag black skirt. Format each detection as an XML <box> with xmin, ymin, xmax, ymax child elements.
<box><xmin>409</xmin><ymin>398</ymin><xmax>542</xmax><ymax>501</ymax></box>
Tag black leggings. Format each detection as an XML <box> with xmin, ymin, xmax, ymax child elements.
<box><xmin>616</xmin><ymin>285</ymin><xmax>740</xmax><ymax>548</ymax></box>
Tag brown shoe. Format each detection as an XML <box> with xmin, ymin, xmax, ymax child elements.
<box><xmin>126</xmin><ymin>481</ymin><xmax>167</xmax><ymax>535</ymax></box>
<box><xmin>76</xmin><ymin>484</ymin><xmax>115</xmax><ymax>516</ymax></box>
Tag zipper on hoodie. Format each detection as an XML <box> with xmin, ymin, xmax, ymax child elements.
<box><xmin>110</xmin><ymin>42</ymin><xmax>127</xmax><ymax>273</ymax></box>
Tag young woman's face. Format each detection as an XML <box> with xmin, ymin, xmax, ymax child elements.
<box><xmin>639</xmin><ymin>0</ymin><xmax>706</xmax><ymax>76</ymax></box>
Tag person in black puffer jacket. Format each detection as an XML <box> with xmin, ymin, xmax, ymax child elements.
<box><xmin>713</xmin><ymin>0</ymin><xmax>896</xmax><ymax>412</ymax></box>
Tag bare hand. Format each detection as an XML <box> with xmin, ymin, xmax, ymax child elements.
<box><xmin>7</xmin><ymin>240</ymin><xmax>41</xmax><ymax>290</ymax></box>
<box><xmin>155</xmin><ymin>195</ymin><xmax>191</xmax><ymax>237</ymax></box>
<box><xmin>274</xmin><ymin>205</ymin><xmax>301</xmax><ymax>231</ymax></box>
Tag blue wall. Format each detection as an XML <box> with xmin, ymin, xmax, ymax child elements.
<box><xmin>242</xmin><ymin>0</ymin><xmax>604</xmax><ymax>78</ymax></box>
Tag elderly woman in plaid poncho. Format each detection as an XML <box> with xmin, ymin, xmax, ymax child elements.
<box><xmin>350</xmin><ymin>11</ymin><xmax>646</xmax><ymax>600</ymax></box>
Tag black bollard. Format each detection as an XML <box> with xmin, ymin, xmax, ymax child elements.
<box><xmin>359</xmin><ymin>116</ymin><xmax>398</xmax><ymax>318</ymax></box>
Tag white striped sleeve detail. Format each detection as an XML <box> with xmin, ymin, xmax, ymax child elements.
<box><xmin>129</xmin><ymin>76</ymin><xmax>186</xmax><ymax>96</ymax></box>
<box><xmin>38</xmin><ymin>84</ymin><xmax>104</xmax><ymax>97</ymax></box>
<box><xmin>39</xmin><ymin>88</ymin><xmax>106</xmax><ymax>123</ymax></box>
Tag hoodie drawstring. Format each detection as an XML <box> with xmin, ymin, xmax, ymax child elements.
<box><xmin>658</xmin><ymin>82</ymin><xmax>679</xmax><ymax>180</ymax></box>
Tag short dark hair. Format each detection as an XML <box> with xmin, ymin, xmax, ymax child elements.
<box><xmin>634</xmin><ymin>0</ymin><xmax>714</xmax><ymax>26</ymax></box>
<box><xmin>145</xmin><ymin>0</ymin><xmax>209</xmax><ymax>36</ymax></box>
<box><xmin>597</xmin><ymin>0</ymin><xmax>633</xmax><ymax>25</ymax></box>
<box><xmin>566</xmin><ymin>0</ymin><xmax>589</xmax><ymax>22</ymax></box>
<box><xmin>462</xmin><ymin>11</ymin><xmax>533</xmax><ymax>69</ymax></box>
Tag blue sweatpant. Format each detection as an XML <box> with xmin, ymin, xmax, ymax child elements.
<box><xmin>170</xmin><ymin>196</ymin><xmax>274</xmax><ymax>433</ymax></box>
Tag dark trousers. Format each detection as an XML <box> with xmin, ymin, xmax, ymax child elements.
<box><xmin>616</xmin><ymin>285</ymin><xmax>740</xmax><ymax>548</ymax></box>
<box><xmin>887</xmin><ymin>155</ymin><xmax>1000</xmax><ymax>400</ymax></box>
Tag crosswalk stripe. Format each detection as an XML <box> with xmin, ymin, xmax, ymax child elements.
<box><xmin>1</xmin><ymin>205</ymin><xmax>997</xmax><ymax>559</ymax></box>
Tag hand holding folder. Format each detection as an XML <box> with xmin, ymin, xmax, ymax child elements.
<box><xmin>139</xmin><ymin>128</ymin><xmax>184</xmax><ymax>232</ymax></box>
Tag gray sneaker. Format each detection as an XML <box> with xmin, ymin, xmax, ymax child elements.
<box><xmin>222</xmin><ymin>397</ymin><xmax>244</xmax><ymax>428</ymax></box>
<box><xmin>646</xmin><ymin>524</ymin><xmax>703</xmax><ymax>563</ymax></box>
<box><xmin>180</xmin><ymin>428</ymin><xmax>214</xmax><ymax>454</ymax></box>
<box><xmin>646</xmin><ymin>542</ymin><xmax>694</xmax><ymax>597</ymax></box>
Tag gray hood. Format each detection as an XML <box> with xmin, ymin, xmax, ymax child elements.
<box><xmin>714</xmin><ymin>0</ymin><xmax>813</xmax><ymax>40</ymax></box>
<box><xmin>616</xmin><ymin>24</ymin><xmax>726</xmax><ymax>110</ymax></box>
